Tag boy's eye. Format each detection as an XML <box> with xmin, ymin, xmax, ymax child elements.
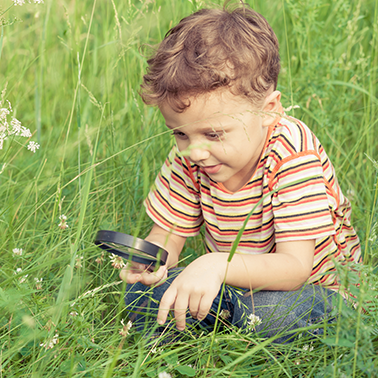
<box><xmin>207</xmin><ymin>132</ymin><xmax>222</xmax><ymax>140</ymax></box>
<box><xmin>172</xmin><ymin>131</ymin><xmax>187</xmax><ymax>138</ymax></box>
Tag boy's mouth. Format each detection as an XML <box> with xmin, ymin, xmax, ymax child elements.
<box><xmin>202</xmin><ymin>164</ymin><xmax>222</xmax><ymax>174</ymax></box>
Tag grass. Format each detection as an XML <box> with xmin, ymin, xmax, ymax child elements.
<box><xmin>0</xmin><ymin>0</ymin><xmax>377</xmax><ymax>376</ymax></box>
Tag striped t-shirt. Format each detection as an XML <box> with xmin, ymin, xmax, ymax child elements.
<box><xmin>145</xmin><ymin>115</ymin><xmax>361</xmax><ymax>289</ymax></box>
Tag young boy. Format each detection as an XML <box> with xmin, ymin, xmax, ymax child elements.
<box><xmin>120</xmin><ymin>2</ymin><xmax>361</xmax><ymax>343</ymax></box>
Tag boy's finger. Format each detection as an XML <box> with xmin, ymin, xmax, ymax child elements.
<box><xmin>157</xmin><ymin>287</ymin><xmax>178</xmax><ymax>325</ymax></box>
<box><xmin>174</xmin><ymin>295</ymin><xmax>189</xmax><ymax>331</ymax></box>
<box><xmin>139</xmin><ymin>266</ymin><xmax>167</xmax><ymax>286</ymax></box>
<box><xmin>188</xmin><ymin>293</ymin><xmax>201</xmax><ymax>319</ymax></box>
<box><xmin>196</xmin><ymin>294</ymin><xmax>213</xmax><ymax>321</ymax></box>
<box><xmin>119</xmin><ymin>268</ymin><xmax>141</xmax><ymax>283</ymax></box>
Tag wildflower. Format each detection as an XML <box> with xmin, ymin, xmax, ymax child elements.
<box><xmin>346</xmin><ymin>188</ymin><xmax>356</xmax><ymax>202</ymax></box>
<box><xmin>246</xmin><ymin>313</ymin><xmax>262</xmax><ymax>331</ymax></box>
<box><xmin>119</xmin><ymin>319</ymin><xmax>132</xmax><ymax>337</ymax></box>
<box><xmin>110</xmin><ymin>254</ymin><xmax>125</xmax><ymax>269</ymax></box>
<box><xmin>58</xmin><ymin>214</ymin><xmax>69</xmax><ymax>229</ymax></box>
<box><xmin>21</xmin><ymin>127</ymin><xmax>32</xmax><ymax>138</ymax></box>
<box><xmin>13</xmin><ymin>0</ymin><xmax>44</xmax><ymax>5</ymax></box>
<box><xmin>0</xmin><ymin>108</ymin><xmax>10</xmax><ymax>119</ymax></box>
<box><xmin>34</xmin><ymin>277</ymin><xmax>43</xmax><ymax>290</ymax></box>
<box><xmin>20</xmin><ymin>274</ymin><xmax>28</xmax><ymax>283</ymax></box>
<box><xmin>14</xmin><ymin>268</ymin><xmax>28</xmax><ymax>283</ymax></box>
<box><xmin>12</xmin><ymin>248</ymin><xmax>23</xmax><ymax>256</ymax></box>
<box><xmin>158</xmin><ymin>372</ymin><xmax>172</xmax><ymax>378</ymax></box>
<box><xmin>40</xmin><ymin>333</ymin><xmax>59</xmax><ymax>350</ymax></box>
<box><xmin>10</xmin><ymin>118</ymin><xmax>22</xmax><ymax>134</ymax></box>
<box><xmin>283</xmin><ymin>104</ymin><xmax>300</xmax><ymax>112</ymax></box>
<box><xmin>69</xmin><ymin>311</ymin><xmax>78</xmax><ymax>316</ymax></box>
<box><xmin>220</xmin><ymin>309</ymin><xmax>231</xmax><ymax>319</ymax></box>
<box><xmin>27</xmin><ymin>141</ymin><xmax>40</xmax><ymax>153</ymax></box>
<box><xmin>75</xmin><ymin>256</ymin><xmax>83</xmax><ymax>268</ymax></box>
<box><xmin>95</xmin><ymin>252</ymin><xmax>104</xmax><ymax>264</ymax></box>
<box><xmin>302</xmin><ymin>344</ymin><xmax>314</xmax><ymax>352</ymax></box>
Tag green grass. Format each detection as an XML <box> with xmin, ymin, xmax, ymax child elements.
<box><xmin>0</xmin><ymin>0</ymin><xmax>377</xmax><ymax>376</ymax></box>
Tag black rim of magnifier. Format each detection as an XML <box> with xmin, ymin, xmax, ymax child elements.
<box><xmin>94</xmin><ymin>230</ymin><xmax>168</xmax><ymax>266</ymax></box>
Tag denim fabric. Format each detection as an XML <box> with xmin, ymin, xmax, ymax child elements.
<box><xmin>124</xmin><ymin>267</ymin><xmax>338</xmax><ymax>343</ymax></box>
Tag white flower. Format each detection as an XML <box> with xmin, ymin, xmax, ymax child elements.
<box><xmin>14</xmin><ymin>270</ymin><xmax>28</xmax><ymax>283</ymax></box>
<box><xmin>34</xmin><ymin>277</ymin><xmax>43</xmax><ymax>290</ymax></box>
<box><xmin>75</xmin><ymin>256</ymin><xmax>83</xmax><ymax>268</ymax></box>
<box><xmin>302</xmin><ymin>344</ymin><xmax>314</xmax><ymax>352</ymax></box>
<box><xmin>283</xmin><ymin>105</ymin><xmax>300</xmax><ymax>112</ymax></box>
<box><xmin>19</xmin><ymin>274</ymin><xmax>28</xmax><ymax>283</ymax></box>
<box><xmin>110</xmin><ymin>254</ymin><xmax>125</xmax><ymax>269</ymax></box>
<box><xmin>40</xmin><ymin>333</ymin><xmax>59</xmax><ymax>350</ymax></box>
<box><xmin>158</xmin><ymin>372</ymin><xmax>172</xmax><ymax>378</ymax></box>
<box><xmin>12</xmin><ymin>248</ymin><xmax>23</xmax><ymax>256</ymax></box>
<box><xmin>10</xmin><ymin>118</ymin><xmax>22</xmax><ymax>135</ymax></box>
<box><xmin>246</xmin><ymin>313</ymin><xmax>262</xmax><ymax>330</ymax></box>
<box><xmin>27</xmin><ymin>141</ymin><xmax>40</xmax><ymax>153</ymax></box>
<box><xmin>119</xmin><ymin>319</ymin><xmax>132</xmax><ymax>337</ymax></box>
<box><xmin>69</xmin><ymin>311</ymin><xmax>78</xmax><ymax>317</ymax></box>
<box><xmin>20</xmin><ymin>127</ymin><xmax>32</xmax><ymax>138</ymax></box>
<box><xmin>13</xmin><ymin>0</ymin><xmax>44</xmax><ymax>4</ymax></box>
<box><xmin>58</xmin><ymin>214</ymin><xmax>69</xmax><ymax>229</ymax></box>
<box><xmin>0</xmin><ymin>108</ymin><xmax>10</xmax><ymax>120</ymax></box>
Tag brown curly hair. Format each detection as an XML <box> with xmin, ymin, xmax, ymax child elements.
<box><xmin>140</xmin><ymin>1</ymin><xmax>280</xmax><ymax>112</ymax></box>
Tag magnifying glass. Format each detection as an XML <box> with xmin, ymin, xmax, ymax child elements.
<box><xmin>94</xmin><ymin>230</ymin><xmax>168</xmax><ymax>269</ymax></box>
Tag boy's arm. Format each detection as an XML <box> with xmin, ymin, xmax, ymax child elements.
<box><xmin>157</xmin><ymin>239</ymin><xmax>314</xmax><ymax>330</ymax></box>
<box><xmin>119</xmin><ymin>224</ymin><xmax>186</xmax><ymax>286</ymax></box>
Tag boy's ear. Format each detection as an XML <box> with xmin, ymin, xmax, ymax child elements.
<box><xmin>262</xmin><ymin>90</ymin><xmax>281</xmax><ymax>127</ymax></box>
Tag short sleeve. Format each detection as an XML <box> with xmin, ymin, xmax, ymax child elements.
<box><xmin>144</xmin><ymin>147</ymin><xmax>204</xmax><ymax>236</ymax></box>
<box><xmin>270</xmin><ymin>153</ymin><xmax>335</xmax><ymax>242</ymax></box>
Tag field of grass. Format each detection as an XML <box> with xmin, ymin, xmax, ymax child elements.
<box><xmin>0</xmin><ymin>0</ymin><xmax>377</xmax><ymax>376</ymax></box>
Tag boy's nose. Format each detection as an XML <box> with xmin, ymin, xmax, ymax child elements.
<box><xmin>189</xmin><ymin>146</ymin><xmax>210</xmax><ymax>163</ymax></box>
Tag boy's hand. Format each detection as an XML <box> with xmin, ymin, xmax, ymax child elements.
<box><xmin>119</xmin><ymin>262</ymin><xmax>168</xmax><ymax>286</ymax></box>
<box><xmin>157</xmin><ymin>254</ymin><xmax>225</xmax><ymax>331</ymax></box>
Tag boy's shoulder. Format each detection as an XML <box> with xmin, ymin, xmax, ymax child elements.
<box><xmin>268</xmin><ymin>115</ymin><xmax>323</xmax><ymax>158</ymax></box>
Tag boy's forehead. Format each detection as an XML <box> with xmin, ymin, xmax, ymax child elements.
<box><xmin>159</xmin><ymin>91</ymin><xmax>266</xmax><ymax>130</ymax></box>
<box><xmin>160</xmin><ymin>90</ymin><xmax>262</xmax><ymax>115</ymax></box>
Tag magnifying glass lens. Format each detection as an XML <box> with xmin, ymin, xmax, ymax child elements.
<box><xmin>102</xmin><ymin>242</ymin><xmax>158</xmax><ymax>261</ymax></box>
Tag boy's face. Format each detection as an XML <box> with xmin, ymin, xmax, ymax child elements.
<box><xmin>160</xmin><ymin>90</ymin><xmax>280</xmax><ymax>192</ymax></box>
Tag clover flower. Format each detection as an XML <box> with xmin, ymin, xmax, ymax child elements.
<box><xmin>110</xmin><ymin>254</ymin><xmax>125</xmax><ymax>269</ymax></box>
<box><xmin>34</xmin><ymin>277</ymin><xmax>43</xmax><ymax>290</ymax></box>
<box><xmin>246</xmin><ymin>313</ymin><xmax>262</xmax><ymax>331</ymax></box>
<box><xmin>75</xmin><ymin>256</ymin><xmax>83</xmax><ymax>268</ymax></box>
<box><xmin>119</xmin><ymin>319</ymin><xmax>132</xmax><ymax>337</ymax></box>
<box><xmin>12</xmin><ymin>248</ymin><xmax>23</xmax><ymax>256</ymax></box>
<box><xmin>58</xmin><ymin>214</ymin><xmax>69</xmax><ymax>229</ymax></box>
<box><xmin>40</xmin><ymin>333</ymin><xmax>59</xmax><ymax>350</ymax></box>
<box><xmin>95</xmin><ymin>252</ymin><xmax>104</xmax><ymax>264</ymax></box>
<box><xmin>158</xmin><ymin>372</ymin><xmax>172</xmax><ymax>378</ymax></box>
<box><xmin>14</xmin><ymin>268</ymin><xmax>28</xmax><ymax>283</ymax></box>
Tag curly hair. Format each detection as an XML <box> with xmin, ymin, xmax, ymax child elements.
<box><xmin>140</xmin><ymin>1</ymin><xmax>280</xmax><ymax>112</ymax></box>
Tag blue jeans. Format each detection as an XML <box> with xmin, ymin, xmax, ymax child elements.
<box><xmin>124</xmin><ymin>268</ymin><xmax>338</xmax><ymax>343</ymax></box>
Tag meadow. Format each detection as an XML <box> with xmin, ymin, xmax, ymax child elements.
<box><xmin>0</xmin><ymin>0</ymin><xmax>377</xmax><ymax>376</ymax></box>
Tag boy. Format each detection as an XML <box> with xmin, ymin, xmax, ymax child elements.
<box><xmin>120</xmin><ymin>2</ymin><xmax>361</xmax><ymax>343</ymax></box>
